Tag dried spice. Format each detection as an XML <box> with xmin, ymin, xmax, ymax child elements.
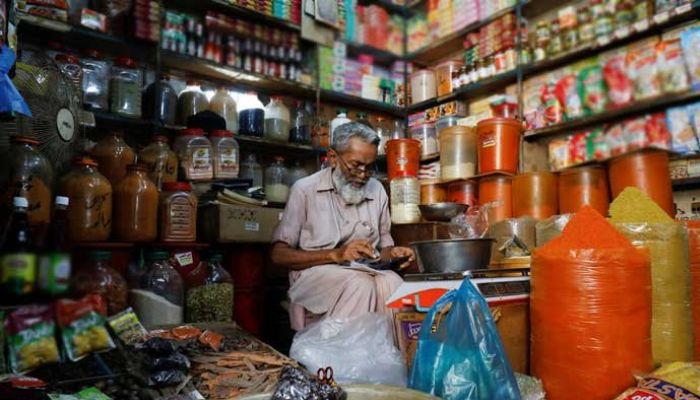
<box><xmin>186</xmin><ymin>283</ymin><xmax>234</xmax><ymax>323</ymax></box>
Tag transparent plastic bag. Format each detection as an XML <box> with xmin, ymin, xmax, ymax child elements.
<box><xmin>534</xmin><ymin>214</ymin><xmax>572</xmax><ymax>247</ymax></box>
<box><xmin>449</xmin><ymin>202</ymin><xmax>499</xmax><ymax>239</ymax></box>
<box><xmin>409</xmin><ymin>279</ymin><xmax>520</xmax><ymax>400</ymax></box>
<box><xmin>289</xmin><ymin>313</ymin><xmax>407</xmax><ymax>387</ymax></box>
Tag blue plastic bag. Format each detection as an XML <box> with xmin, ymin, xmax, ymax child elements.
<box><xmin>409</xmin><ymin>279</ymin><xmax>521</xmax><ymax>400</ymax></box>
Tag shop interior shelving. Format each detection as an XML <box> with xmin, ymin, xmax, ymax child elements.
<box><xmin>163</xmin><ymin>0</ymin><xmax>302</xmax><ymax>31</ymax></box>
<box><xmin>319</xmin><ymin>89</ymin><xmax>405</xmax><ymax>118</ymax></box>
<box><xmin>344</xmin><ymin>41</ymin><xmax>403</xmax><ymax>66</ymax></box>
<box><xmin>672</xmin><ymin>176</ymin><xmax>700</xmax><ymax>191</ymax></box>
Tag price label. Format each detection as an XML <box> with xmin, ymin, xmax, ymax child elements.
<box><xmin>675</xmin><ymin>2</ymin><xmax>693</xmax><ymax>15</ymax></box>
<box><xmin>634</xmin><ymin>19</ymin><xmax>649</xmax><ymax>33</ymax></box>
<box><xmin>615</xmin><ymin>27</ymin><xmax>630</xmax><ymax>39</ymax></box>
<box><xmin>653</xmin><ymin>11</ymin><xmax>670</xmax><ymax>24</ymax></box>
<box><xmin>174</xmin><ymin>252</ymin><xmax>194</xmax><ymax>267</ymax></box>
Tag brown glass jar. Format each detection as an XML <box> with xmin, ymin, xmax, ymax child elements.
<box><xmin>59</xmin><ymin>157</ymin><xmax>112</xmax><ymax>242</ymax></box>
<box><xmin>91</xmin><ymin>132</ymin><xmax>136</xmax><ymax>185</ymax></box>
<box><xmin>138</xmin><ymin>135</ymin><xmax>178</xmax><ymax>190</ymax></box>
<box><xmin>113</xmin><ymin>164</ymin><xmax>158</xmax><ymax>242</ymax></box>
<box><xmin>160</xmin><ymin>182</ymin><xmax>197</xmax><ymax>242</ymax></box>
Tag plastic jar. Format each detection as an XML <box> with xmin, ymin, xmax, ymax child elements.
<box><xmin>80</xmin><ymin>49</ymin><xmax>109</xmax><ymax>110</ymax></box>
<box><xmin>330</xmin><ymin>109</ymin><xmax>351</xmax><ymax>145</ymax></box>
<box><xmin>209</xmin><ymin>87</ymin><xmax>238</xmax><ymax>132</ymax></box>
<box><xmin>375</xmin><ymin>117</ymin><xmax>392</xmax><ymax>156</ymax></box>
<box><xmin>385</xmin><ymin>138</ymin><xmax>421</xmax><ymax>180</ymax></box>
<box><xmin>238</xmin><ymin>92</ymin><xmax>265</xmax><ymax>137</ymax></box>
<box><xmin>59</xmin><ymin>157</ymin><xmax>112</xmax><ymax>242</ymax></box>
<box><xmin>440</xmin><ymin>126</ymin><xmax>477</xmax><ymax>180</ymax></box>
<box><xmin>138</xmin><ymin>135</ymin><xmax>178</xmax><ymax>190</ymax></box>
<box><xmin>264</xmin><ymin>96</ymin><xmax>291</xmax><ymax>142</ymax></box>
<box><xmin>477</xmin><ymin>117</ymin><xmax>521</xmax><ymax>174</ymax></box>
<box><xmin>479</xmin><ymin>175</ymin><xmax>512</xmax><ymax>223</ymax></box>
<box><xmin>435</xmin><ymin>115</ymin><xmax>461</xmax><ymax>135</ymax></box>
<box><xmin>91</xmin><ymin>132</ymin><xmax>136</xmax><ymax>186</ymax></box>
<box><xmin>210</xmin><ymin>130</ymin><xmax>239</xmax><ymax>179</ymax></box>
<box><xmin>160</xmin><ymin>182</ymin><xmax>197</xmax><ymax>242</ymax></box>
<box><xmin>131</xmin><ymin>250</ymin><xmax>184</xmax><ymax>327</ymax></box>
<box><xmin>265</xmin><ymin>157</ymin><xmax>290</xmax><ymax>203</ymax></box>
<box><xmin>447</xmin><ymin>181</ymin><xmax>478</xmax><ymax>207</ymax></box>
<box><xmin>143</xmin><ymin>74</ymin><xmax>178</xmax><ymax>126</ymax></box>
<box><xmin>410</xmin><ymin>69</ymin><xmax>436</xmax><ymax>104</ymax></box>
<box><xmin>290</xmin><ymin>101</ymin><xmax>311</xmax><ymax>144</ymax></box>
<box><xmin>512</xmin><ymin>171</ymin><xmax>558</xmax><ymax>219</ymax></box>
<box><xmin>435</xmin><ymin>60</ymin><xmax>463</xmax><ymax>96</ymax></box>
<box><xmin>186</xmin><ymin>253</ymin><xmax>233</xmax><ymax>323</ymax></box>
<box><xmin>390</xmin><ymin>174</ymin><xmax>421</xmax><ymax>224</ymax></box>
<box><xmin>4</xmin><ymin>136</ymin><xmax>53</xmax><ymax>228</ymax></box>
<box><xmin>109</xmin><ymin>56</ymin><xmax>142</xmax><ymax>117</ymax></box>
<box><xmin>286</xmin><ymin>160</ymin><xmax>309</xmax><ymax>186</ymax></box>
<box><xmin>55</xmin><ymin>54</ymin><xmax>83</xmax><ymax>102</ymax></box>
<box><xmin>410</xmin><ymin>122</ymin><xmax>439</xmax><ymax>157</ymax></box>
<box><xmin>240</xmin><ymin>153</ymin><xmax>263</xmax><ymax>187</ymax></box>
<box><xmin>608</xmin><ymin>149</ymin><xmax>673</xmax><ymax>217</ymax></box>
<box><xmin>72</xmin><ymin>251</ymin><xmax>127</xmax><ymax>315</ymax></box>
<box><xmin>420</xmin><ymin>180</ymin><xmax>447</xmax><ymax>205</ymax></box>
<box><xmin>177</xmin><ymin>81</ymin><xmax>209</xmax><ymax>125</ymax></box>
<box><xmin>113</xmin><ymin>164</ymin><xmax>158</xmax><ymax>242</ymax></box>
<box><xmin>558</xmin><ymin>165</ymin><xmax>610</xmax><ymax>215</ymax></box>
<box><xmin>490</xmin><ymin>94</ymin><xmax>519</xmax><ymax>118</ymax></box>
<box><xmin>173</xmin><ymin>128</ymin><xmax>213</xmax><ymax>181</ymax></box>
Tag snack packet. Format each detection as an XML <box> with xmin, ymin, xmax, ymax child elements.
<box><xmin>107</xmin><ymin>308</ymin><xmax>148</xmax><ymax>345</ymax></box>
<box><xmin>554</xmin><ymin>73</ymin><xmax>583</xmax><ymax>120</ymax></box>
<box><xmin>668</xmin><ymin>105</ymin><xmax>700</xmax><ymax>154</ymax></box>
<box><xmin>645</xmin><ymin>112</ymin><xmax>672</xmax><ymax>150</ymax></box>
<box><xmin>569</xmin><ymin>131</ymin><xmax>589</xmax><ymax>165</ymax></box>
<box><xmin>5</xmin><ymin>305</ymin><xmax>60</xmax><ymax>373</ymax></box>
<box><xmin>680</xmin><ymin>27</ymin><xmax>700</xmax><ymax>90</ymax></box>
<box><xmin>56</xmin><ymin>295</ymin><xmax>115</xmax><ymax>362</ymax></box>
<box><xmin>605</xmin><ymin>123</ymin><xmax>628</xmax><ymax>157</ymax></box>
<box><xmin>627</xmin><ymin>38</ymin><xmax>662</xmax><ymax>100</ymax></box>
<box><xmin>615</xmin><ymin>362</ymin><xmax>700</xmax><ymax>399</ymax></box>
<box><xmin>602</xmin><ymin>50</ymin><xmax>633</xmax><ymax>107</ymax></box>
<box><xmin>658</xmin><ymin>38</ymin><xmax>690</xmax><ymax>93</ymax></box>
<box><xmin>548</xmin><ymin>139</ymin><xmax>570</xmax><ymax>171</ymax></box>
<box><xmin>623</xmin><ymin>117</ymin><xmax>648</xmax><ymax>151</ymax></box>
<box><xmin>541</xmin><ymin>78</ymin><xmax>563</xmax><ymax>126</ymax></box>
<box><xmin>577</xmin><ymin>63</ymin><xmax>608</xmax><ymax>115</ymax></box>
<box><xmin>586</xmin><ymin>127</ymin><xmax>610</xmax><ymax>160</ymax></box>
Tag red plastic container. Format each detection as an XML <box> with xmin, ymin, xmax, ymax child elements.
<box><xmin>385</xmin><ymin>138</ymin><xmax>421</xmax><ymax>179</ymax></box>
<box><xmin>477</xmin><ymin>117</ymin><xmax>521</xmax><ymax>174</ymax></box>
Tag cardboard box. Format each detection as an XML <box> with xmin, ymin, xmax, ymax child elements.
<box><xmin>394</xmin><ymin>312</ymin><xmax>426</xmax><ymax>372</ymax></box>
<box><xmin>198</xmin><ymin>203</ymin><xmax>284</xmax><ymax>243</ymax></box>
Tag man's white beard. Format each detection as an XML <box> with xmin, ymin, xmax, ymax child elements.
<box><xmin>332</xmin><ymin>167</ymin><xmax>366</xmax><ymax>205</ymax></box>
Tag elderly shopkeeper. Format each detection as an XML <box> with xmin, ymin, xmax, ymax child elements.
<box><xmin>271</xmin><ymin>122</ymin><xmax>415</xmax><ymax>331</ymax></box>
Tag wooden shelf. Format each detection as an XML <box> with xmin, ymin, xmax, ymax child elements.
<box><xmin>345</xmin><ymin>41</ymin><xmax>404</xmax><ymax>65</ymax></box>
<box><xmin>673</xmin><ymin>176</ymin><xmax>700</xmax><ymax>191</ymax></box>
<box><xmin>164</xmin><ymin>0</ymin><xmax>301</xmax><ymax>32</ymax></box>
<box><xmin>319</xmin><ymin>89</ymin><xmax>405</xmax><ymax>118</ymax></box>
<box><xmin>235</xmin><ymin>135</ymin><xmax>324</xmax><ymax>156</ymax></box>
<box><xmin>357</xmin><ymin>0</ymin><xmax>415</xmax><ymax>16</ymax></box>
<box><xmin>524</xmin><ymin>90</ymin><xmax>700</xmax><ymax>141</ymax></box>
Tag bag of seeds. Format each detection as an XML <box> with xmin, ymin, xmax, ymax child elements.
<box><xmin>5</xmin><ymin>305</ymin><xmax>60</xmax><ymax>373</ymax></box>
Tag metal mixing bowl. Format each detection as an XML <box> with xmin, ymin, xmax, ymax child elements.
<box><xmin>418</xmin><ymin>202</ymin><xmax>468</xmax><ymax>222</ymax></box>
<box><xmin>411</xmin><ymin>238</ymin><xmax>495</xmax><ymax>273</ymax></box>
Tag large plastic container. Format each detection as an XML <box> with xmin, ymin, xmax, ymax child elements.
<box><xmin>172</xmin><ymin>128</ymin><xmax>213</xmax><ymax>181</ymax></box>
<box><xmin>109</xmin><ymin>57</ymin><xmax>142</xmax><ymax>118</ymax></box>
<box><xmin>238</xmin><ymin>92</ymin><xmax>265</xmax><ymax>137</ymax></box>
<box><xmin>410</xmin><ymin>69</ymin><xmax>436</xmax><ymax>104</ymax></box>
<box><xmin>512</xmin><ymin>172</ymin><xmax>558</xmax><ymax>220</ymax></box>
<box><xmin>420</xmin><ymin>180</ymin><xmax>447</xmax><ymax>205</ymax></box>
<box><xmin>210</xmin><ymin>130</ymin><xmax>239</xmax><ymax>179</ymax></box>
<box><xmin>558</xmin><ymin>165</ymin><xmax>610</xmax><ymax>216</ymax></box>
<box><xmin>265</xmin><ymin>157</ymin><xmax>290</xmax><ymax>203</ymax></box>
<box><xmin>177</xmin><ymin>81</ymin><xmax>209</xmax><ymax>125</ymax></box>
<box><xmin>209</xmin><ymin>87</ymin><xmax>238</xmax><ymax>132</ymax></box>
<box><xmin>264</xmin><ymin>96</ymin><xmax>291</xmax><ymax>142</ymax></box>
<box><xmin>435</xmin><ymin>60</ymin><xmax>463</xmax><ymax>96</ymax></box>
<box><xmin>410</xmin><ymin>122</ymin><xmax>439</xmax><ymax>157</ymax></box>
<box><xmin>160</xmin><ymin>182</ymin><xmax>197</xmax><ymax>242</ymax></box>
<box><xmin>440</xmin><ymin>126</ymin><xmax>477</xmax><ymax>180</ymax></box>
<box><xmin>435</xmin><ymin>115</ymin><xmax>461</xmax><ymax>136</ymax></box>
<box><xmin>59</xmin><ymin>157</ymin><xmax>112</xmax><ymax>242</ymax></box>
<box><xmin>477</xmin><ymin>117</ymin><xmax>521</xmax><ymax>174</ymax></box>
<box><xmin>113</xmin><ymin>164</ymin><xmax>158</xmax><ymax>242</ymax></box>
<box><xmin>91</xmin><ymin>132</ymin><xmax>135</xmax><ymax>186</ymax></box>
<box><xmin>390</xmin><ymin>174</ymin><xmax>421</xmax><ymax>224</ymax></box>
<box><xmin>131</xmin><ymin>250</ymin><xmax>184</xmax><ymax>327</ymax></box>
<box><xmin>608</xmin><ymin>149</ymin><xmax>674</xmax><ymax>217</ymax></box>
<box><xmin>479</xmin><ymin>175</ymin><xmax>512</xmax><ymax>223</ymax></box>
<box><xmin>386</xmin><ymin>139</ymin><xmax>421</xmax><ymax>180</ymax></box>
<box><xmin>447</xmin><ymin>181</ymin><xmax>478</xmax><ymax>207</ymax></box>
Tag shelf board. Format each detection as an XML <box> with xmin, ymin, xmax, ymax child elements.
<box><xmin>161</xmin><ymin>52</ymin><xmax>317</xmax><ymax>98</ymax></box>
<box><xmin>320</xmin><ymin>89</ymin><xmax>405</xmax><ymax>117</ymax></box>
<box><xmin>235</xmin><ymin>134</ymin><xmax>323</xmax><ymax>154</ymax></box>
<box><xmin>522</xmin><ymin>6</ymin><xmax>700</xmax><ymax>78</ymax></box>
<box><xmin>524</xmin><ymin>90</ymin><xmax>700</xmax><ymax>141</ymax></box>
<box><xmin>405</xmin><ymin>5</ymin><xmax>519</xmax><ymax>65</ymax></box>
<box><xmin>673</xmin><ymin>177</ymin><xmax>700</xmax><ymax>191</ymax></box>
<box><xmin>357</xmin><ymin>0</ymin><xmax>415</xmax><ymax>16</ymax></box>
<box><xmin>345</xmin><ymin>41</ymin><xmax>404</xmax><ymax>65</ymax></box>
<box><xmin>164</xmin><ymin>0</ymin><xmax>301</xmax><ymax>32</ymax></box>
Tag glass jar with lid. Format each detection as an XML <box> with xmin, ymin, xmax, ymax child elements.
<box><xmin>59</xmin><ymin>157</ymin><xmax>112</xmax><ymax>242</ymax></box>
<box><xmin>285</xmin><ymin>160</ymin><xmax>309</xmax><ymax>187</ymax></box>
<box><xmin>138</xmin><ymin>135</ymin><xmax>178</xmax><ymax>190</ymax></box>
<box><xmin>91</xmin><ymin>132</ymin><xmax>136</xmax><ymax>185</ymax></box>
<box><xmin>186</xmin><ymin>253</ymin><xmax>233</xmax><ymax>323</ymax></box>
<box><xmin>264</xmin><ymin>96</ymin><xmax>291</xmax><ymax>142</ymax></box>
<box><xmin>177</xmin><ymin>80</ymin><xmax>209</xmax><ymax>125</ymax></box>
<box><xmin>209</xmin><ymin>86</ymin><xmax>238</xmax><ymax>132</ymax></box>
<box><xmin>289</xmin><ymin>100</ymin><xmax>311</xmax><ymax>144</ymax></box>
<box><xmin>390</xmin><ymin>173</ymin><xmax>420</xmax><ymax>224</ymax></box>
<box><xmin>173</xmin><ymin>128</ymin><xmax>213</xmax><ymax>181</ymax></box>
<box><xmin>210</xmin><ymin>130</ymin><xmax>239</xmax><ymax>179</ymax></box>
<box><xmin>113</xmin><ymin>164</ymin><xmax>158</xmax><ymax>242</ymax></box>
<box><xmin>439</xmin><ymin>125</ymin><xmax>477</xmax><ymax>180</ymax></box>
<box><xmin>1</xmin><ymin>136</ymin><xmax>53</xmax><ymax>230</ymax></box>
<box><xmin>80</xmin><ymin>48</ymin><xmax>109</xmax><ymax>110</ymax></box>
<box><xmin>55</xmin><ymin>54</ymin><xmax>83</xmax><ymax>102</ymax></box>
<box><xmin>143</xmin><ymin>74</ymin><xmax>178</xmax><ymax>126</ymax></box>
<box><xmin>109</xmin><ymin>56</ymin><xmax>142</xmax><ymax>117</ymax></box>
<box><xmin>72</xmin><ymin>251</ymin><xmax>127</xmax><ymax>315</ymax></box>
<box><xmin>130</xmin><ymin>250</ymin><xmax>184</xmax><ymax>327</ymax></box>
<box><xmin>264</xmin><ymin>157</ymin><xmax>289</xmax><ymax>203</ymax></box>
<box><xmin>239</xmin><ymin>153</ymin><xmax>263</xmax><ymax>187</ymax></box>
<box><xmin>238</xmin><ymin>92</ymin><xmax>265</xmax><ymax>137</ymax></box>
<box><xmin>160</xmin><ymin>182</ymin><xmax>197</xmax><ymax>242</ymax></box>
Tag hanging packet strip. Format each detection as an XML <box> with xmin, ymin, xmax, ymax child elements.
<box><xmin>0</xmin><ymin>46</ymin><xmax>31</xmax><ymax>117</ymax></box>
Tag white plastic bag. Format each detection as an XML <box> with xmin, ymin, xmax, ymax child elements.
<box><xmin>289</xmin><ymin>313</ymin><xmax>407</xmax><ymax>387</ymax></box>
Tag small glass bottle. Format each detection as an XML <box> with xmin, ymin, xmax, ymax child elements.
<box><xmin>239</xmin><ymin>153</ymin><xmax>263</xmax><ymax>187</ymax></box>
<box><xmin>1</xmin><ymin>197</ymin><xmax>36</xmax><ymax>299</ymax></box>
<box><xmin>210</xmin><ymin>130</ymin><xmax>240</xmax><ymax>179</ymax></box>
<box><xmin>390</xmin><ymin>173</ymin><xmax>420</xmax><ymax>224</ymax></box>
<box><xmin>72</xmin><ymin>251</ymin><xmax>127</xmax><ymax>315</ymax></box>
<box><xmin>186</xmin><ymin>253</ymin><xmax>233</xmax><ymax>323</ymax></box>
<box><xmin>289</xmin><ymin>101</ymin><xmax>311</xmax><ymax>144</ymax></box>
<box><xmin>130</xmin><ymin>250</ymin><xmax>184</xmax><ymax>327</ymax></box>
<box><xmin>264</xmin><ymin>157</ymin><xmax>290</xmax><ymax>203</ymax></box>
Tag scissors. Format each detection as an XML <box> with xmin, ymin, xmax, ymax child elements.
<box><xmin>317</xmin><ymin>366</ymin><xmax>335</xmax><ymax>386</ymax></box>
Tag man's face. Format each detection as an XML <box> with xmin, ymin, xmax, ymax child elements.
<box><xmin>331</xmin><ymin>137</ymin><xmax>378</xmax><ymax>187</ymax></box>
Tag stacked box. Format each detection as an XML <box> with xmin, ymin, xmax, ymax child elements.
<box><xmin>362</xmin><ymin>75</ymin><xmax>382</xmax><ymax>101</ymax></box>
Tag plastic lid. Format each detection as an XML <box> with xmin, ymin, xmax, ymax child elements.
<box><xmin>179</xmin><ymin>127</ymin><xmax>205</xmax><ymax>136</ymax></box>
<box><xmin>13</xmin><ymin>197</ymin><xmax>28</xmax><ymax>208</ymax></box>
<box><xmin>55</xmin><ymin>54</ymin><xmax>80</xmax><ymax>64</ymax></box>
<box><xmin>153</xmin><ymin>135</ymin><xmax>169</xmax><ymax>143</ymax></box>
<box><xmin>162</xmin><ymin>182</ymin><xmax>192</xmax><ymax>191</ymax></box>
<box><xmin>11</xmin><ymin>135</ymin><xmax>39</xmax><ymax>146</ymax></box>
<box><xmin>81</xmin><ymin>48</ymin><xmax>103</xmax><ymax>59</ymax></box>
<box><xmin>55</xmin><ymin>196</ymin><xmax>69</xmax><ymax>206</ymax></box>
<box><xmin>114</xmin><ymin>56</ymin><xmax>136</xmax><ymax>68</ymax></box>
<box><xmin>210</xmin><ymin>130</ymin><xmax>234</xmax><ymax>138</ymax></box>
<box><xmin>144</xmin><ymin>251</ymin><xmax>170</xmax><ymax>261</ymax></box>
<box><xmin>89</xmin><ymin>251</ymin><xmax>112</xmax><ymax>261</ymax></box>
<box><xmin>476</xmin><ymin>117</ymin><xmax>521</xmax><ymax>128</ymax></box>
<box><xmin>74</xmin><ymin>156</ymin><xmax>98</xmax><ymax>167</ymax></box>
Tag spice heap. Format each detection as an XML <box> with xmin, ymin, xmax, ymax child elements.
<box><xmin>532</xmin><ymin>206</ymin><xmax>652</xmax><ymax>400</ymax></box>
<box><xmin>609</xmin><ymin>186</ymin><xmax>672</xmax><ymax>223</ymax></box>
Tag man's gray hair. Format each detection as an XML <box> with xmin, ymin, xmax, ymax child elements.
<box><xmin>332</xmin><ymin>122</ymin><xmax>380</xmax><ymax>153</ymax></box>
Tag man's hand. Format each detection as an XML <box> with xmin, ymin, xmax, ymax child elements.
<box><xmin>331</xmin><ymin>239</ymin><xmax>378</xmax><ymax>264</ymax></box>
<box><xmin>386</xmin><ymin>246</ymin><xmax>416</xmax><ymax>270</ymax></box>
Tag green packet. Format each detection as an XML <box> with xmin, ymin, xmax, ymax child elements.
<box><xmin>107</xmin><ymin>308</ymin><xmax>148</xmax><ymax>345</ymax></box>
<box><xmin>61</xmin><ymin>311</ymin><xmax>115</xmax><ymax>362</ymax></box>
<box><xmin>48</xmin><ymin>387</ymin><xmax>112</xmax><ymax>400</ymax></box>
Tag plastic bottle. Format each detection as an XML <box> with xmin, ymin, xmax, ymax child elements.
<box><xmin>289</xmin><ymin>100</ymin><xmax>311</xmax><ymax>144</ymax></box>
<box><xmin>330</xmin><ymin>109</ymin><xmax>351</xmax><ymax>145</ymax></box>
<box><xmin>264</xmin><ymin>157</ymin><xmax>290</xmax><ymax>203</ymax></box>
<box><xmin>143</xmin><ymin>74</ymin><xmax>178</xmax><ymax>126</ymax></box>
<box><xmin>186</xmin><ymin>253</ymin><xmax>233</xmax><ymax>323</ymax></box>
<box><xmin>264</xmin><ymin>96</ymin><xmax>291</xmax><ymax>142</ymax></box>
<box><xmin>210</xmin><ymin>130</ymin><xmax>240</xmax><ymax>179</ymax></box>
<box><xmin>390</xmin><ymin>174</ymin><xmax>420</xmax><ymax>224</ymax></box>
<box><xmin>38</xmin><ymin>196</ymin><xmax>71</xmax><ymax>296</ymax></box>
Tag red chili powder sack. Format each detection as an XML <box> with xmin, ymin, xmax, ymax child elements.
<box><xmin>538</xmin><ymin>205</ymin><xmax>634</xmax><ymax>252</ymax></box>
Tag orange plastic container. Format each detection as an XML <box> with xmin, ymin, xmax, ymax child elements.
<box><xmin>608</xmin><ymin>149</ymin><xmax>674</xmax><ymax>217</ymax></box>
<box><xmin>435</xmin><ymin>60</ymin><xmax>463</xmax><ymax>96</ymax></box>
<box><xmin>420</xmin><ymin>181</ymin><xmax>447</xmax><ymax>204</ymax></box>
<box><xmin>386</xmin><ymin>138</ymin><xmax>421</xmax><ymax>180</ymax></box>
<box><xmin>512</xmin><ymin>172</ymin><xmax>558</xmax><ymax>219</ymax></box>
<box><xmin>447</xmin><ymin>181</ymin><xmax>478</xmax><ymax>207</ymax></box>
<box><xmin>479</xmin><ymin>175</ymin><xmax>512</xmax><ymax>223</ymax></box>
<box><xmin>558</xmin><ymin>165</ymin><xmax>610</xmax><ymax>216</ymax></box>
<box><xmin>477</xmin><ymin>117</ymin><xmax>521</xmax><ymax>174</ymax></box>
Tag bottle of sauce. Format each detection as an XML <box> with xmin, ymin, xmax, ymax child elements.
<box><xmin>38</xmin><ymin>196</ymin><xmax>71</xmax><ymax>297</ymax></box>
<box><xmin>1</xmin><ymin>197</ymin><xmax>36</xmax><ymax>300</ymax></box>
<box><xmin>138</xmin><ymin>135</ymin><xmax>178</xmax><ymax>190</ymax></box>
<box><xmin>113</xmin><ymin>164</ymin><xmax>158</xmax><ymax>242</ymax></box>
<box><xmin>209</xmin><ymin>86</ymin><xmax>238</xmax><ymax>132</ymax></box>
<box><xmin>91</xmin><ymin>132</ymin><xmax>136</xmax><ymax>186</ymax></box>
